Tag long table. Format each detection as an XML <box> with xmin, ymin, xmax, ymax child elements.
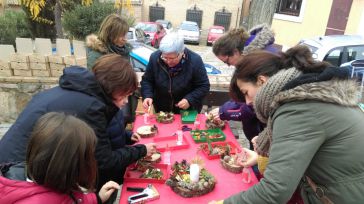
<box><xmin>120</xmin><ymin>114</ymin><xmax>258</xmax><ymax>204</ymax></box>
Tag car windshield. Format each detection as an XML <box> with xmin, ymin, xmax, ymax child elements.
<box><xmin>210</xmin><ymin>28</ymin><xmax>224</xmax><ymax>34</ymax></box>
<box><xmin>180</xmin><ymin>24</ymin><xmax>198</xmax><ymax>31</ymax></box>
<box><xmin>136</xmin><ymin>23</ymin><xmax>157</xmax><ymax>32</ymax></box>
<box><xmin>127</xmin><ymin>31</ymin><xmax>133</xmax><ymax>40</ymax></box>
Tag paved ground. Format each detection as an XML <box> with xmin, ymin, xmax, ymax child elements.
<box><xmin>185</xmin><ymin>44</ymin><xmax>235</xmax><ymax>76</ymax></box>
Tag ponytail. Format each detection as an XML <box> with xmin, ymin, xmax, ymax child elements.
<box><xmin>213</xmin><ymin>28</ymin><xmax>250</xmax><ymax>56</ymax></box>
<box><xmin>280</xmin><ymin>45</ymin><xmax>330</xmax><ymax>72</ymax></box>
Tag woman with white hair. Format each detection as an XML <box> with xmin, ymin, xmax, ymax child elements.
<box><xmin>141</xmin><ymin>32</ymin><xmax>210</xmax><ymax>113</ymax></box>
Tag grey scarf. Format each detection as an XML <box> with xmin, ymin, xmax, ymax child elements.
<box><xmin>253</xmin><ymin>68</ymin><xmax>359</xmax><ymax>156</ymax></box>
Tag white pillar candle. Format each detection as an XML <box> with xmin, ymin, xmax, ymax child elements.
<box><xmin>176</xmin><ymin>130</ymin><xmax>183</xmax><ymax>145</ymax></box>
<box><xmin>143</xmin><ymin>113</ymin><xmax>149</xmax><ymax>124</ymax></box>
<box><xmin>189</xmin><ymin>164</ymin><xmax>200</xmax><ymax>183</ymax></box>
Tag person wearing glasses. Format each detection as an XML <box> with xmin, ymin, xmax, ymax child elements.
<box><xmin>213</xmin><ymin>24</ymin><xmax>277</xmax><ymax>66</ymax></box>
<box><xmin>141</xmin><ymin>32</ymin><xmax>210</xmax><ymax>113</ymax></box>
<box><xmin>209</xmin><ymin>24</ymin><xmax>277</xmax><ymax>149</ymax></box>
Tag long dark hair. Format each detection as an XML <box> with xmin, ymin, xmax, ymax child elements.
<box><xmin>26</xmin><ymin>112</ymin><xmax>97</xmax><ymax>194</ymax></box>
<box><xmin>229</xmin><ymin>45</ymin><xmax>330</xmax><ymax>102</ymax></box>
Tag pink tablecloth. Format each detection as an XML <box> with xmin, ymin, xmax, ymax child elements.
<box><xmin>120</xmin><ymin>114</ymin><xmax>258</xmax><ymax>204</ymax></box>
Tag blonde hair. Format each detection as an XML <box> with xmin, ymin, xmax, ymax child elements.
<box><xmin>98</xmin><ymin>14</ymin><xmax>129</xmax><ymax>46</ymax></box>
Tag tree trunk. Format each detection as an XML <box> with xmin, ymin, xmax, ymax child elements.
<box><xmin>54</xmin><ymin>0</ymin><xmax>64</xmax><ymax>38</ymax></box>
<box><xmin>246</xmin><ymin>0</ymin><xmax>279</xmax><ymax>30</ymax></box>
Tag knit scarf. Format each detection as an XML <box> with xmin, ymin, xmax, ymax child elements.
<box><xmin>108</xmin><ymin>43</ymin><xmax>132</xmax><ymax>58</ymax></box>
<box><xmin>253</xmin><ymin>67</ymin><xmax>358</xmax><ymax>156</ymax></box>
<box><xmin>254</xmin><ymin>68</ymin><xmax>301</xmax><ymax>156</ymax></box>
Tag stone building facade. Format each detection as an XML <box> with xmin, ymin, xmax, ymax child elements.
<box><xmin>140</xmin><ymin>0</ymin><xmax>243</xmax><ymax>31</ymax></box>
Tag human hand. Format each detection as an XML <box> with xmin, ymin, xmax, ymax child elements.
<box><xmin>131</xmin><ymin>133</ymin><xmax>141</xmax><ymax>143</ymax></box>
<box><xmin>145</xmin><ymin>143</ymin><xmax>157</xmax><ymax>156</ymax></box>
<box><xmin>237</xmin><ymin>148</ymin><xmax>258</xmax><ymax>168</ymax></box>
<box><xmin>98</xmin><ymin>181</ymin><xmax>120</xmax><ymax>203</ymax></box>
<box><xmin>176</xmin><ymin>99</ymin><xmax>190</xmax><ymax>110</ymax></box>
<box><xmin>143</xmin><ymin>98</ymin><xmax>153</xmax><ymax>110</ymax></box>
<box><xmin>209</xmin><ymin>108</ymin><xmax>220</xmax><ymax>120</ymax></box>
<box><xmin>208</xmin><ymin>200</ymin><xmax>224</xmax><ymax>204</ymax></box>
<box><xmin>251</xmin><ymin>136</ymin><xmax>258</xmax><ymax>151</ymax></box>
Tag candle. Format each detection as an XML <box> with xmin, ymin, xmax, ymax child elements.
<box><xmin>176</xmin><ymin>130</ymin><xmax>183</xmax><ymax>145</ymax></box>
<box><xmin>143</xmin><ymin>113</ymin><xmax>149</xmax><ymax>124</ymax></box>
<box><xmin>190</xmin><ymin>164</ymin><xmax>200</xmax><ymax>183</ymax></box>
<box><xmin>242</xmin><ymin>167</ymin><xmax>251</xmax><ymax>184</ymax></box>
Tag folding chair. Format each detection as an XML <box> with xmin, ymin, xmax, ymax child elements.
<box><xmin>15</xmin><ymin>38</ymin><xmax>34</xmax><ymax>54</ymax></box>
<box><xmin>72</xmin><ymin>40</ymin><xmax>87</xmax><ymax>67</ymax></box>
<box><xmin>56</xmin><ymin>38</ymin><xmax>72</xmax><ymax>56</ymax></box>
<box><xmin>34</xmin><ymin>38</ymin><xmax>52</xmax><ymax>55</ymax></box>
<box><xmin>30</xmin><ymin>38</ymin><xmax>53</xmax><ymax>76</ymax></box>
<box><xmin>48</xmin><ymin>38</ymin><xmax>72</xmax><ymax>77</ymax></box>
<box><xmin>0</xmin><ymin>45</ymin><xmax>15</xmax><ymax>62</ymax></box>
<box><xmin>11</xmin><ymin>38</ymin><xmax>33</xmax><ymax>76</ymax></box>
<box><xmin>0</xmin><ymin>44</ymin><xmax>15</xmax><ymax>76</ymax></box>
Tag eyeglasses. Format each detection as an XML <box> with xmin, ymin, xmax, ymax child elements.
<box><xmin>222</xmin><ymin>55</ymin><xmax>231</xmax><ymax>66</ymax></box>
<box><xmin>161</xmin><ymin>53</ymin><xmax>180</xmax><ymax>62</ymax></box>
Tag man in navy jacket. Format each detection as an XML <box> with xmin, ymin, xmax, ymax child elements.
<box><xmin>141</xmin><ymin>32</ymin><xmax>210</xmax><ymax>113</ymax></box>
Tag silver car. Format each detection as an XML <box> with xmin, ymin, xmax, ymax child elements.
<box><xmin>299</xmin><ymin>35</ymin><xmax>364</xmax><ymax>67</ymax></box>
<box><xmin>127</xmin><ymin>27</ymin><xmax>151</xmax><ymax>45</ymax></box>
<box><xmin>177</xmin><ymin>21</ymin><xmax>200</xmax><ymax>45</ymax></box>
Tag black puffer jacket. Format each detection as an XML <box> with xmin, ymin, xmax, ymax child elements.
<box><xmin>141</xmin><ymin>48</ymin><xmax>210</xmax><ymax>113</ymax></box>
<box><xmin>0</xmin><ymin>67</ymin><xmax>147</xmax><ymax>188</ymax></box>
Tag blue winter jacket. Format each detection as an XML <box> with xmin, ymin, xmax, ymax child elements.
<box><xmin>141</xmin><ymin>48</ymin><xmax>210</xmax><ymax>113</ymax></box>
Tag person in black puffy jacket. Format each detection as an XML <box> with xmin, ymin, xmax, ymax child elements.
<box><xmin>141</xmin><ymin>32</ymin><xmax>210</xmax><ymax>113</ymax></box>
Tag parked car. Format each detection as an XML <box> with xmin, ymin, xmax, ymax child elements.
<box><xmin>135</xmin><ymin>22</ymin><xmax>159</xmax><ymax>40</ymax></box>
<box><xmin>156</xmin><ymin>19</ymin><xmax>173</xmax><ymax>33</ymax></box>
<box><xmin>129</xmin><ymin>42</ymin><xmax>221</xmax><ymax>75</ymax></box>
<box><xmin>206</xmin><ymin>25</ymin><xmax>225</xmax><ymax>46</ymax></box>
<box><xmin>129</xmin><ymin>42</ymin><xmax>156</xmax><ymax>72</ymax></box>
<box><xmin>177</xmin><ymin>21</ymin><xmax>200</xmax><ymax>45</ymax></box>
<box><xmin>127</xmin><ymin>27</ymin><xmax>151</xmax><ymax>45</ymax></box>
<box><xmin>299</xmin><ymin>35</ymin><xmax>364</xmax><ymax>67</ymax></box>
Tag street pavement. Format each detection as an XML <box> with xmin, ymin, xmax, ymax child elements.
<box><xmin>186</xmin><ymin>44</ymin><xmax>235</xmax><ymax>76</ymax></box>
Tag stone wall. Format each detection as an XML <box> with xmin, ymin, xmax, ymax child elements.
<box><xmin>0</xmin><ymin>76</ymin><xmax>57</xmax><ymax>123</ymax></box>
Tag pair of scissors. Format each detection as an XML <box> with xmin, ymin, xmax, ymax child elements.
<box><xmin>181</xmin><ymin>125</ymin><xmax>192</xmax><ymax>131</ymax></box>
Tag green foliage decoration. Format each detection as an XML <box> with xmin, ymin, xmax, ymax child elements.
<box><xmin>62</xmin><ymin>2</ymin><xmax>116</xmax><ymax>40</ymax></box>
<box><xmin>0</xmin><ymin>10</ymin><xmax>32</xmax><ymax>46</ymax></box>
